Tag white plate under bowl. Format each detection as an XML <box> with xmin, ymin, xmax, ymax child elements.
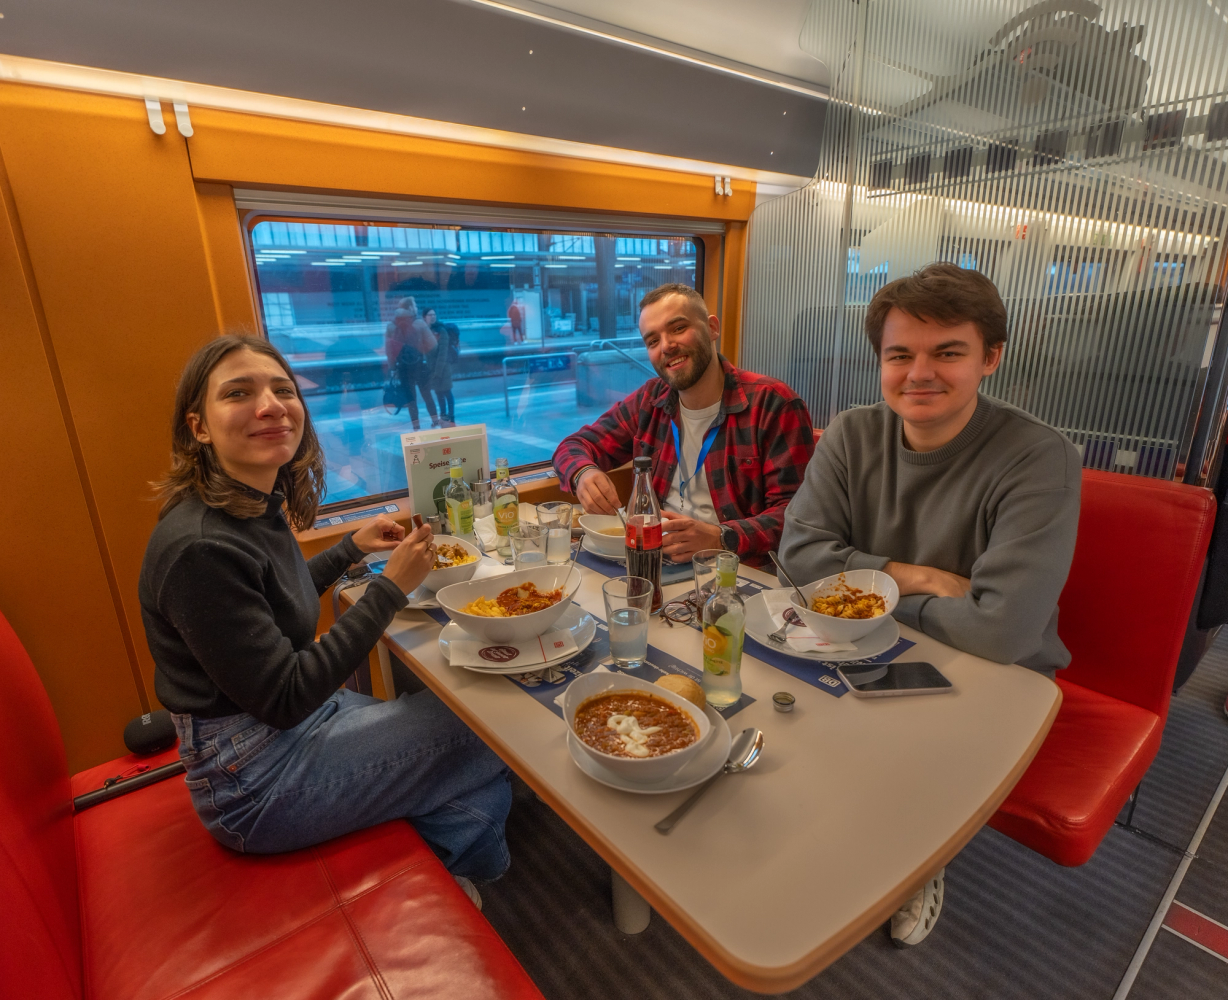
<box><xmin>744</xmin><ymin>592</ymin><xmax>900</xmax><ymax>663</ymax></box>
<box><xmin>401</xmin><ymin>584</ymin><xmax>441</xmax><ymax>610</ymax></box>
<box><xmin>567</xmin><ymin>704</ymin><xmax>731</xmax><ymax>794</ymax></box>
<box><xmin>582</xmin><ymin>535</ymin><xmax>625</xmax><ymax>564</ymax></box>
<box><xmin>439</xmin><ymin>605</ymin><xmax>596</xmax><ymax>674</ymax></box>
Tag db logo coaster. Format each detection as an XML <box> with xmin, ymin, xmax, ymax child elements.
<box><xmin>479</xmin><ymin>645</ymin><xmax>521</xmax><ymax>663</ymax></box>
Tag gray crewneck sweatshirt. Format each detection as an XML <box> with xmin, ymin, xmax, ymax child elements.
<box><xmin>779</xmin><ymin>394</ymin><xmax>1081</xmax><ymax>673</ymax></box>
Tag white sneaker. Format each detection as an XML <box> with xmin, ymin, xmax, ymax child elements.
<box><xmin>454</xmin><ymin>875</ymin><xmax>483</xmax><ymax>911</ymax></box>
<box><xmin>890</xmin><ymin>869</ymin><xmax>944</xmax><ymax>948</ymax></box>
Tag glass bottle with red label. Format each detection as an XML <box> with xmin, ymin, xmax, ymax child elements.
<box><xmin>625</xmin><ymin>455</ymin><xmax>663</xmax><ymax>611</ymax></box>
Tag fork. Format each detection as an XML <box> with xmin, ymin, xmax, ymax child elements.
<box><xmin>768</xmin><ymin>607</ymin><xmax>804</xmax><ymax>644</ymax></box>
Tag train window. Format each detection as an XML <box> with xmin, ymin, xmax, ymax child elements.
<box><xmin>247</xmin><ymin>220</ymin><xmax>701</xmax><ymax>509</ymax></box>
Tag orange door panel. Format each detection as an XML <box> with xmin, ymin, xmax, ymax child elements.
<box><xmin>0</xmin><ymin>140</ymin><xmax>145</xmax><ymax>771</ymax></box>
<box><xmin>0</xmin><ymin>84</ymin><xmax>224</xmax><ymax>727</ymax></box>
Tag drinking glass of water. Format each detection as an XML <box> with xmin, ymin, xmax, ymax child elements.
<box><xmin>510</xmin><ymin>524</ymin><xmax>547</xmax><ymax>568</ymax></box>
<box><xmin>537</xmin><ymin>502</ymin><xmax>574</xmax><ymax>564</ymax></box>
<box><xmin>603</xmin><ymin>576</ymin><xmax>653</xmax><ymax>670</ymax></box>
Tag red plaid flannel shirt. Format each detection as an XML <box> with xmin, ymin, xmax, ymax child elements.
<box><xmin>552</xmin><ymin>357</ymin><xmax>815</xmax><ymax>567</ymax></box>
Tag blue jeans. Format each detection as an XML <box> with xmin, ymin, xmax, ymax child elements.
<box><xmin>172</xmin><ymin>688</ymin><xmax>512</xmax><ymax>881</ymax></box>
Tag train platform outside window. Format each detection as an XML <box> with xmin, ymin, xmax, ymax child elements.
<box><xmin>248</xmin><ymin>219</ymin><xmax>701</xmax><ymax>509</ymax></box>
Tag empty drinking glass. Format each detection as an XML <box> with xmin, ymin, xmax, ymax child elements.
<box><xmin>603</xmin><ymin>576</ymin><xmax>653</xmax><ymax>670</ymax></box>
<box><xmin>537</xmin><ymin>501</ymin><xmax>574</xmax><ymax>564</ymax></box>
<box><xmin>509</xmin><ymin>524</ymin><xmax>548</xmax><ymax>568</ymax></box>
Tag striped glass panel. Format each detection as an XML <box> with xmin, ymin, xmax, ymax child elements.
<box><xmin>744</xmin><ymin>0</ymin><xmax>1228</xmax><ymax>482</ymax></box>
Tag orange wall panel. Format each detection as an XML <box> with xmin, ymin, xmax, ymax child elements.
<box><xmin>185</xmin><ymin>109</ymin><xmax>757</xmax><ymax>224</ymax></box>
<box><xmin>0</xmin><ymin>144</ymin><xmax>144</xmax><ymax>771</ymax></box>
<box><xmin>0</xmin><ymin>84</ymin><xmax>224</xmax><ymax>717</ymax></box>
<box><xmin>719</xmin><ymin>222</ymin><xmax>748</xmax><ymax>362</ymax></box>
<box><xmin>194</xmin><ymin>181</ymin><xmax>261</xmax><ymax>336</ymax></box>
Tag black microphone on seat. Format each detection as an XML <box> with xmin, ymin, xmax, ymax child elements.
<box><xmin>123</xmin><ymin>709</ymin><xmax>177</xmax><ymax>756</ymax></box>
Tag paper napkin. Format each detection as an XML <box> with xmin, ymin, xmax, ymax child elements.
<box><xmin>448</xmin><ymin>628</ymin><xmax>578</xmax><ymax>669</ymax></box>
<box><xmin>762</xmin><ymin>589</ymin><xmax>858</xmax><ymax>654</ymax></box>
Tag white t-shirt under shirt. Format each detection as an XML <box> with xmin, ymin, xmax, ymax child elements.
<box><xmin>664</xmin><ymin>399</ymin><xmax>722</xmax><ymax>525</ymax></box>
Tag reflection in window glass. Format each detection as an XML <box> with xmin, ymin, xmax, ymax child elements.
<box><xmin>249</xmin><ymin>221</ymin><xmax>699</xmax><ymax>507</ymax></box>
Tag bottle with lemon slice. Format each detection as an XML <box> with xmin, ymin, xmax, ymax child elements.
<box><xmin>701</xmin><ymin>552</ymin><xmax>744</xmax><ymax>709</ymax></box>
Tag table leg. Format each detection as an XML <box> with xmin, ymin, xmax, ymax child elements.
<box><xmin>611</xmin><ymin>869</ymin><xmax>651</xmax><ymax>934</ymax></box>
<box><xmin>376</xmin><ymin>644</ymin><xmax>396</xmax><ymax>701</ymax></box>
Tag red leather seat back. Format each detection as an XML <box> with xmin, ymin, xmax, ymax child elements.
<box><xmin>0</xmin><ymin>611</ymin><xmax>82</xmax><ymax>999</ymax></box>
<box><xmin>1057</xmin><ymin>470</ymin><xmax>1215</xmax><ymax>718</ymax></box>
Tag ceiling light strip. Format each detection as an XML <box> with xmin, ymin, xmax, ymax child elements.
<box><xmin>455</xmin><ymin>0</ymin><xmax>830</xmax><ymax>100</ymax></box>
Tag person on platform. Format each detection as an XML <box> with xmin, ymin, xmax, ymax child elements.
<box><xmin>553</xmin><ymin>283</ymin><xmax>815</xmax><ymax>567</ymax></box>
<box><xmin>423</xmin><ymin>308</ymin><xmax>456</xmax><ymax>426</ymax></box>
<box><xmin>139</xmin><ymin>335</ymin><xmax>509</xmax><ymax>907</ymax></box>
<box><xmin>507</xmin><ymin>297</ymin><xmax>525</xmax><ymax>344</ymax></box>
<box><xmin>779</xmin><ymin>262</ymin><xmax>1081</xmax><ymax>947</ymax></box>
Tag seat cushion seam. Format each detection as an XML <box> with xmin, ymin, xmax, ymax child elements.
<box><xmin>153</xmin><ymin>906</ymin><xmax>343</xmax><ymax>1000</ymax></box>
<box><xmin>317</xmin><ymin>848</ymin><xmax>393</xmax><ymax>1000</ymax></box>
<box><xmin>329</xmin><ymin>853</ymin><xmax>436</xmax><ymax>906</ymax></box>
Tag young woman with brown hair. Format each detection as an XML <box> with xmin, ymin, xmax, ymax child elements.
<box><xmin>138</xmin><ymin>336</ymin><xmax>511</xmax><ymax>893</ymax></box>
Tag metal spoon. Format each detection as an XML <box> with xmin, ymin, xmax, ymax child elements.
<box><xmin>654</xmin><ymin>728</ymin><xmax>764</xmax><ymax>834</ymax></box>
<box><xmin>768</xmin><ymin>607</ymin><xmax>805</xmax><ymax>645</ymax></box>
<box><xmin>767</xmin><ymin>551</ymin><xmax>808</xmax><ymax>609</ymax></box>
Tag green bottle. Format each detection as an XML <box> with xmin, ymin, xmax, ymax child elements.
<box><xmin>445</xmin><ymin>459</ymin><xmax>475</xmax><ymax>540</ymax></box>
<box><xmin>701</xmin><ymin>552</ymin><xmax>744</xmax><ymax>709</ymax></box>
<box><xmin>492</xmin><ymin>457</ymin><xmax>519</xmax><ymax>558</ymax></box>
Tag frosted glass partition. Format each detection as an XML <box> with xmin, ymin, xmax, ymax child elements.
<box><xmin>743</xmin><ymin>0</ymin><xmax>1228</xmax><ymax>483</ymax></box>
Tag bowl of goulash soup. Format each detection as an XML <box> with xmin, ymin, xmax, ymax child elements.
<box><xmin>563</xmin><ymin>673</ymin><xmax>711</xmax><ymax>782</ymax></box>
<box><xmin>436</xmin><ymin>565</ymin><xmax>582</xmax><ymax>644</ymax></box>
<box><xmin>790</xmin><ymin>569</ymin><xmax>900</xmax><ymax>643</ymax></box>
<box><xmin>577</xmin><ymin>514</ymin><xmax>626</xmax><ymax>557</ymax></box>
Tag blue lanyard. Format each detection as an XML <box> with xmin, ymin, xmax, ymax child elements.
<box><xmin>671</xmin><ymin>419</ymin><xmax>720</xmax><ymax>510</ymax></box>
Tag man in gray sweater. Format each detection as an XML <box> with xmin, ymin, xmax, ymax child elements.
<box><xmin>779</xmin><ymin>262</ymin><xmax>1081</xmax><ymax>947</ymax></box>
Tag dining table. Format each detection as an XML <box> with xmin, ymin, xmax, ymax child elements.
<box><xmin>339</xmin><ymin>540</ymin><xmax>1060</xmax><ymax>994</ymax></box>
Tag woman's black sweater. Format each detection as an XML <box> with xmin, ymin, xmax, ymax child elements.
<box><xmin>138</xmin><ymin>491</ymin><xmax>407</xmax><ymax>729</ymax></box>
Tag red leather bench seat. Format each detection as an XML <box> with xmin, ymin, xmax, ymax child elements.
<box><xmin>1</xmin><ymin>610</ymin><xmax>544</xmax><ymax>1000</ymax></box>
<box><xmin>988</xmin><ymin>470</ymin><xmax>1216</xmax><ymax>867</ymax></box>
<box><xmin>988</xmin><ymin>680</ymin><xmax>1162</xmax><ymax>867</ymax></box>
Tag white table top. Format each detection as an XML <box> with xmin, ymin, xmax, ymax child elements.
<box><xmin>343</xmin><ymin>556</ymin><xmax>1060</xmax><ymax>993</ymax></box>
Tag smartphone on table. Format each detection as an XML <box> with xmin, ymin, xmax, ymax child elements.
<box><xmin>836</xmin><ymin>662</ymin><xmax>954</xmax><ymax>698</ymax></box>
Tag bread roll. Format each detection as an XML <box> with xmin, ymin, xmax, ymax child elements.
<box><xmin>656</xmin><ymin>673</ymin><xmax>706</xmax><ymax>709</ymax></box>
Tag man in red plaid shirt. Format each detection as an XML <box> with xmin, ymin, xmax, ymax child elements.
<box><xmin>553</xmin><ymin>284</ymin><xmax>815</xmax><ymax>568</ymax></box>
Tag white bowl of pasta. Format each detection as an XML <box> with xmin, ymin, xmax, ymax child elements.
<box><xmin>421</xmin><ymin>537</ymin><xmax>483</xmax><ymax>592</ymax></box>
<box><xmin>790</xmin><ymin>569</ymin><xmax>900</xmax><ymax>643</ymax></box>
<box><xmin>436</xmin><ymin>565</ymin><xmax>582</xmax><ymax>643</ymax></box>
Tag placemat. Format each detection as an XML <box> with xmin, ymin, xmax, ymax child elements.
<box><xmin>417</xmin><ymin>600</ymin><xmax>755</xmax><ymax>720</ymax></box>
<box><xmin>504</xmin><ymin>618</ymin><xmax>754</xmax><ymax>720</ymax></box>
<box><xmin>574</xmin><ymin>547</ymin><xmax>695</xmax><ymax>585</ymax></box>
<box><xmin>682</xmin><ymin>576</ymin><xmax>915</xmax><ymax>699</ymax></box>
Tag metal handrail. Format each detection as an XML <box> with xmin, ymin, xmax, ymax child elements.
<box><xmin>586</xmin><ymin>338</ymin><xmax>655</xmax><ymax>377</ymax></box>
<box><xmin>502</xmin><ymin>351</ymin><xmax>578</xmax><ymax>416</ymax></box>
